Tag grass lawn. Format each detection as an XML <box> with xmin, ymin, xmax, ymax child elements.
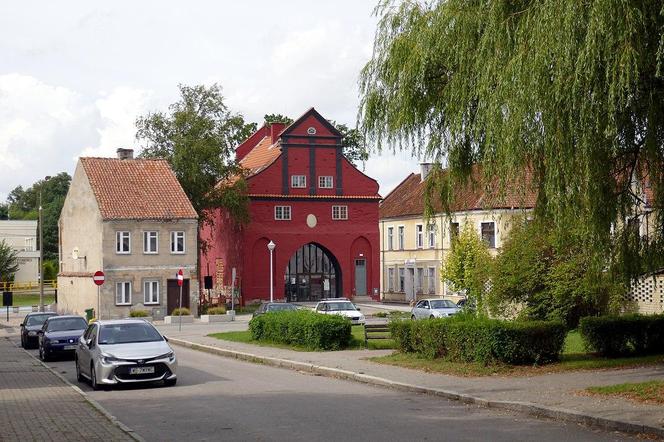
<box><xmin>208</xmin><ymin>325</ymin><xmax>396</xmax><ymax>351</ymax></box>
<box><xmin>586</xmin><ymin>381</ymin><xmax>664</xmax><ymax>405</ymax></box>
<box><xmin>369</xmin><ymin>329</ymin><xmax>664</xmax><ymax>377</ymax></box>
<box><xmin>11</xmin><ymin>294</ymin><xmax>55</xmax><ymax>307</ymax></box>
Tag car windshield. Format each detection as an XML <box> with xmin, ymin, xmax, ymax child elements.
<box><xmin>98</xmin><ymin>323</ymin><xmax>163</xmax><ymax>345</ymax></box>
<box><xmin>326</xmin><ymin>302</ymin><xmax>356</xmax><ymax>312</ymax></box>
<box><xmin>46</xmin><ymin>318</ymin><xmax>87</xmax><ymax>332</ymax></box>
<box><xmin>267</xmin><ymin>304</ymin><xmax>298</xmax><ymax>312</ymax></box>
<box><xmin>26</xmin><ymin>314</ymin><xmax>54</xmax><ymax>326</ymax></box>
<box><xmin>430</xmin><ymin>300</ymin><xmax>458</xmax><ymax>309</ymax></box>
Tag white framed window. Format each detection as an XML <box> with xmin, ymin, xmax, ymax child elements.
<box><xmin>115</xmin><ymin>281</ymin><xmax>131</xmax><ymax>305</ymax></box>
<box><xmin>450</xmin><ymin>222</ymin><xmax>460</xmax><ymax>244</ymax></box>
<box><xmin>275</xmin><ymin>205</ymin><xmax>292</xmax><ymax>220</ymax></box>
<box><xmin>143</xmin><ymin>231</ymin><xmax>158</xmax><ymax>254</ymax></box>
<box><xmin>170</xmin><ymin>231</ymin><xmax>185</xmax><ymax>254</ymax></box>
<box><xmin>416</xmin><ymin>268</ymin><xmax>424</xmax><ymax>293</ymax></box>
<box><xmin>318</xmin><ymin>176</ymin><xmax>333</xmax><ymax>188</ymax></box>
<box><xmin>24</xmin><ymin>238</ymin><xmax>34</xmax><ymax>252</ymax></box>
<box><xmin>116</xmin><ymin>231</ymin><xmax>131</xmax><ymax>254</ymax></box>
<box><xmin>427</xmin><ymin>267</ymin><xmax>436</xmax><ymax>294</ymax></box>
<box><xmin>291</xmin><ymin>175</ymin><xmax>307</xmax><ymax>188</ymax></box>
<box><xmin>415</xmin><ymin>225</ymin><xmax>423</xmax><ymax>248</ymax></box>
<box><xmin>387</xmin><ymin>227</ymin><xmax>394</xmax><ymax>250</ymax></box>
<box><xmin>144</xmin><ymin>280</ymin><xmax>159</xmax><ymax>305</ymax></box>
<box><xmin>387</xmin><ymin>268</ymin><xmax>395</xmax><ymax>292</ymax></box>
<box><xmin>398</xmin><ymin>226</ymin><xmax>405</xmax><ymax>250</ymax></box>
<box><xmin>427</xmin><ymin>224</ymin><xmax>436</xmax><ymax>248</ymax></box>
<box><xmin>332</xmin><ymin>205</ymin><xmax>348</xmax><ymax>220</ymax></box>
<box><xmin>480</xmin><ymin>222</ymin><xmax>496</xmax><ymax>248</ymax></box>
<box><xmin>398</xmin><ymin>268</ymin><xmax>405</xmax><ymax>292</ymax></box>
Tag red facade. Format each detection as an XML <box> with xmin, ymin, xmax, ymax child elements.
<box><xmin>200</xmin><ymin>108</ymin><xmax>381</xmax><ymax>304</ymax></box>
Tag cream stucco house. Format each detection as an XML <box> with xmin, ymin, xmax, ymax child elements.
<box><xmin>57</xmin><ymin>149</ymin><xmax>199</xmax><ymax>319</ymax></box>
<box><xmin>379</xmin><ymin>164</ymin><xmax>535</xmax><ymax>303</ymax></box>
<box><xmin>0</xmin><ymin>220</ymin><xmax>39</xmax><ymax>283</ymax></box>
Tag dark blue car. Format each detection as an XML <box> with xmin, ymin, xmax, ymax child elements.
<box><xmin>39</xmin><ymin>315</ymin><xmax>88</xmax><ymax>361</ymax></box>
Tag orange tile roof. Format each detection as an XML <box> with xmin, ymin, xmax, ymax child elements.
<box><xmin>80</xmin><ymin>157</ymin><xmax>197</xmax><ymax>220</ymax></box>
<box><xmin>239</xmin><ymin>136</ymin><xmax>282</xmax><ymax>176</ymax></box>
<box><xmin>380</xmin><ymin>166</ymin><xmax>536</xmax><ymax>219</ymax></box>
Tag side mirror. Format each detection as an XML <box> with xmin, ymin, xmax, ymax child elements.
<box><xmin>163</xmin><ymin>336</ymin><xmax>169</xmax><ymax>342</ymax></box>
<box><xmin>85</xmin><ymin>338</ymin><xmax>92</xmax><ymax>347</ymax></box>
<box><xmin>20</xmin><ymin>323</ymin><xmax>24</xmax><ymax>327</ymax></box>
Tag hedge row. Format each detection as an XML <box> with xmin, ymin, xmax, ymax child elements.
<box><xmin>390</xmin><ymin>318</ymin><xmax>566</xmax><ymax>365</ymax></box>
<box><xmin>249</xmin><ymin>310</ymin><xmax>352</xmax><ymax>350</ymax></box>
<box><xmin>579</xmin><ymin>314</ymin><xmax>664</xmax><ymax>357</ymax></box>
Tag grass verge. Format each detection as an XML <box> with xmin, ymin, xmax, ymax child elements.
<box><xmin>12</xmin><ymin>294</ymin><xmax>55</xmax><ymax>307</ymax></box>
<box><xmin>208</xmin><ymin>325</ymin><xmax>396</xmax><ymax>351</ymax></box>
<box><xmin>586</xmin><ymin>381</ymin><xmax>664</xmax><ymax>405</ymax></box>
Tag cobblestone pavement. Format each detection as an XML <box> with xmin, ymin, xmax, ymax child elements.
<box><xmin>0</xmin><ymin>336</ymin><xmax>133</xmax><ymax>441</ymax></box>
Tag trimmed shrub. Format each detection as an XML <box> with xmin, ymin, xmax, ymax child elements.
<box><xmin>207</xmin><ymin>306</ymin><xmax>227</xmax><ymax>315</ymax></box>
<box><xmin>391</xmin><ymin>316</ymin><xmax>566</xmax><ymax>365</ymax></box>
<box><xmin>171</xmin><ymin>307</ymin><xmax>191</xmax><ymax>316</ymax></box>
<box><xmin>129</xmin><ymin>310</ymin><xmax>149</xmax><ymax>317</ymax></box>
<box><xmin>579</xmin><ymin>314</ymin><xmax>664</xmax><ymax>357</ymax></box>
<box><xmin>249</xmin><ymin>310</ymin><xmax>351</xmax><ymax>350</ymax></box>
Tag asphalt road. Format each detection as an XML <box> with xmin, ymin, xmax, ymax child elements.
<box><xmin>32</xmin><ymin>347</ymin><xmax>637</xmax><ymax>442</ymax></box>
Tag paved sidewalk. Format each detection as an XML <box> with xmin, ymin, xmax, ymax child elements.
<box><xmin>0</xmin><ymin>336</ymin><xmax>135</xmax><ymax>441</ymax></box>
<box><xmin>156</xmin><ymin>320</ymin><xmax>664</xmax><ymax>438</ymax></box>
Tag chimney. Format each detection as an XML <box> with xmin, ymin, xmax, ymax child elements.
<box><xmin>269</xmin><ymin>122</ymin><xmax>286</xmax><ymax>144</ymax></box>
<box><xmin>420</xmin><ymin>163</ymin><xmax>434</xmax><ymax>181</ymax></box>
<box><xmin>116</xmin><ymin>148</ymin><xmax>134</xmax><ymax>160</ymax></box>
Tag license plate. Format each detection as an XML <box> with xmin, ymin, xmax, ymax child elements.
<box><xmin>64</xmin><ymin>345</ymin><xmax>77</xmax><ymax>350</ymax></box>
<box><xmin>130</xmin><ymin>366</ymin><xmax>155</xmax><ymax>375</ymax></box>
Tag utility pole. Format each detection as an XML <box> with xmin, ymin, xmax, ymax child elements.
<box><xmin>38</xmin><ymin>176</ymin><xmax>51</xmax><ymax>313</ymax></box>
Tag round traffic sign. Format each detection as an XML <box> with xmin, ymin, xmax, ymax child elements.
<box><xmin>177</xmin><ymin>269</ymin><xmax>183</xmax><ymax>287</ymax></box>
<box><xmin>93</xmin><ymin>270</ymin><xmax>105</xmax><ymax>286</ymax></box>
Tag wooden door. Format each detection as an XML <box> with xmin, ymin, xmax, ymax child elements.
<box><xmin>167</xmin><ymin>279</ymin><xmax>190</xmax><ymax>314</ymax></box>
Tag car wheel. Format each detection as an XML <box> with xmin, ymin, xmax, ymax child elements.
<box><xmin>20</xmin><ymin>334</ymin><xmax>25</xmax><ymax>349</ymax></box>
<box><xmin>39</xmin><ymin>346</ymin><xmax>48</xmax><ymax>362</ymax></box>
<box><xmin>411</xmin><ymin>315</ymin><xmax>416</xmax><ymax>320</ymax></box>
<box><xmin>164</xmin><ymin>378</ymin><xmax>177</xmax><ymax>387</ymax></box>
<box><xmin>90</xmin><ymin>364</ymin><xmax>100</xmax><ymax>391</ymax></box>
<box><xmin>75</xmin><ymin>357</ymin><xmax>84</xmax><ymax>383</ymax></box>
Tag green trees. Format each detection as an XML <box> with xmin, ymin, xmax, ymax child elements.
<box><xmin>0</xmin><ymin>240</ymin><xmax>19</xmax><ymax>282</ymax></box>
<box><xmin>359</xmin><ymin>0</ymin><xmax>664</xmax><ymax>277</ymax></box>
<box><xmin>441</xmin><ymin>223</ymin><xmax>492</xmax><ymax>314</ymax></box>
<box><xmin>136</xmin><ymin>84</ymin><xmax>253</xmax><ymax>226</ymax></box>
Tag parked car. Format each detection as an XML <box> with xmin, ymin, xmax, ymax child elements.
<box><xmin>20</xmin><ymin>312</ymin><xmax>57</xmax><ymax>349</ymax></box>
<box><xmin>39</xmin><ymin>315</ymin><xmax>88</xmax><ymax>361</ymax></box>
<box><xmin>75</xmin><ymin>319</ymin><xmax>177</xmax><ymax>390</ymax></box>
<box><xmin>456</xmin><ymin>298</ymin><xmax>476</xmax><ymax>310</ymax></box>
<box><xmin>252</xmin><ymin>302</ymin><xmax>299</xmax><ymax>318</ymax></box>
<box><xmin>411</xmin><ymin>299</ymin><xmax>460</xmax><ymax>320</ymax></box>
<box><xmin>314</xmin><ymin>299</ymin><xmax>365</xmax><ymax>325</ymax></box>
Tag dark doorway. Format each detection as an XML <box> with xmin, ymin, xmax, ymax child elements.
<box><xmin>167</xmin><ymin>279</ymin><xmax>190</xmax><ymax>314</ymax></box>
<box><xmin>354</xmin><ymin>259</ymin><xmax>367</xmax><ymax>296</ymax></box>
<box><xmin>284</xmin><ymin>243</ymin><xmax>341</xmax><ymax>302</ymax></box>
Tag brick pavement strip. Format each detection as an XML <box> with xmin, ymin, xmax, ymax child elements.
<box><xmin>0</xmin><ymin>337</ymin><xmax>137</xmax><ymax>442</ymax></box>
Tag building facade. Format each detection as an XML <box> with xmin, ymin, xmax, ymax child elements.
<box><xmin>379</xmin><ymin>165</ymin><xmax>535</xmax><ymax>303</ymax></box>
<box><xmin>200</xmin><ymin>108</ymin><xmax>381</xmax><ymax>304</ymax></box>
<box><xmin>57</xmin><ymin>149</ymin><xmax>199</xmax><ymax>318</ymax></box>
<box><xmin>0</xmin><ymin>220</ymin><xmax>39</xmax><ymax>283</ymax></box>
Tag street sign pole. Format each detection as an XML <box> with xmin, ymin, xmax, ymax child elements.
<box><xmin>177</xmin><ymin>269</ymin><xmax>184</xmax><ymax>332</ymax></box>
<box><xmin>97</xmin><ymin>285</ymin><xmax>100</xmax><ymax>320</ymax></box>
<box><xmin>93</xmin><ymin>271</ymin><xmax>105</xmax><ymax>320</ymax></box>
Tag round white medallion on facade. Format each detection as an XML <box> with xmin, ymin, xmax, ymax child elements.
<box><xmin>307</xmin><ymin>127</ymin><xmax>317</xmax><ymax>135</ymax></box>
<box><xmin>306</xmin><ymin>214</ymin><xmax>317</xmax><ymax>228</ymax></box>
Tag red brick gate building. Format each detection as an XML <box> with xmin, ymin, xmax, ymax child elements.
<box><xmin>199</xmin><ymin>108</ymin><xmax>381</xmax><ymax>304</ymax></box>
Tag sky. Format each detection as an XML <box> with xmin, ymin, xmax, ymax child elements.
<box><xmin>0</xmin><ymin>0</ymin><xmax>422</xmax><ymax>202</ymax></box>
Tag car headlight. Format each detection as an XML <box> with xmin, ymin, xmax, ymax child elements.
<box><xmin>157</xmin><ymin>351</ymin><xmax>175</xmax><ymax>361</ymax></box>
<box><xmin>101</xmin><ymin>354</ymin><xmax>122</xmax><ymax>364</ymax></box>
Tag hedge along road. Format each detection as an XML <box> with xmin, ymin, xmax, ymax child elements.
<box><xmin>34</xmin><ymin>346</ymin><xmax>636</xmax><ymax>441</ymax></box>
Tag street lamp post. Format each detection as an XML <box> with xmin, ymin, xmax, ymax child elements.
<box><xmin>38</xmin><ymin>176</ymin><xmax>51</xmax><ymax>313</ymax></box>
<box><xmin>267</xmin><ymin>241</ymin><xmax>275</xmax><ymax>302</ymax></box>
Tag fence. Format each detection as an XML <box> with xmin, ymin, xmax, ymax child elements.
<box><xmin>0</xmin><ymin>280</ymin><xmax>58</xmax><ymax>292</ymax></box>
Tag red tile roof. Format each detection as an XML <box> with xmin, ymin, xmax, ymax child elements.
<box><xmin>80</xmin><ymin>157</ymin><xmax>197</xmax><ymax>220</ymax></box>
<box><xmin>380</xmin><ymin>166</ymin><xmax>536</xmax><ymax>219</ymax></box>
<box><xmin>239</xmin><ymin>136</ymin><xmax>282</xmax><ymax>177</ymax></box>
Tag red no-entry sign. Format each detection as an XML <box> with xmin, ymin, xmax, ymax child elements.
<box><xmin>177</xmin><ymin>269</ymin><xmax>183</xmax><ymax>287</ymax></box>
<box><xmin>93</xmin><ymin>271</ymin><xmax>105</xmax><ymax>286</ymax></box>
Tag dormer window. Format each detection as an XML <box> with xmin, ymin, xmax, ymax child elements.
<box><xmin>291</xmin><ymin>175</ymin><xmax>306</xmax><ymax>188</ymax></box>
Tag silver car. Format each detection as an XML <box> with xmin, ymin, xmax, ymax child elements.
<box><xmin>75</xmin><ymin>319</ymin><xmax>177</xmax><ymax>390</ymax></box>
<box><xmin>411</xmin><ymin>299</ymin><xmax>461</xmax><ymax>320</ymax></box>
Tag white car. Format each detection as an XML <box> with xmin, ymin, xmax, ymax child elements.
<box><xmin>314</xmin><ymin>299</ymin><xmax>366</xmax><ymax>325</ymax></box>
<box><xmin>411</xmin><ymin>299</ymin><xmax>460</xmax><ymax>320</ymax></box>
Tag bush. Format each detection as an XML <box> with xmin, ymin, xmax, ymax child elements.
<box><xmin>390</xmin><ymin>317</ymin><xmax>566</xmax><ymax>365</ymax></box>
<box><xmin>207</xmin><ymin>306</ymin><xmax>227</xmax><ymax>315</ymax></box>
<box><xmin>579</xmin><ymin>314</ymin><xmax>664</xmax><ymax>357</ymax></box>
<box><xmin>249</xmin><ymin>310</ymin><xmax>351</xmax><ymax>350</ymax></box>
<box><xmin>129</xmin><ymin>310</ymin><xmax>149</xmax><ymax>317</ymax></box>
<box><xmin>171</xmin><ymin>307</ymin><xmax>191</xmax><ymax>316</ymax></box>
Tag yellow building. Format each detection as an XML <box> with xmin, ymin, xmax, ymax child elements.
<box><xmin>379</xmin><ymin>164</ymin><xmax>535</xmax><ymax>303</ymax></box>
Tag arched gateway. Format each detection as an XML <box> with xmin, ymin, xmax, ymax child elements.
<box><xmin>284</xmin><ymin>243</ymin><xmax>341</xmax><ymax>302</ymax></box>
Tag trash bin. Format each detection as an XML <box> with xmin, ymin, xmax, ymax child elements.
<box><xmin>85</xmin><ymin>308</ymin><xmax>95</xmax><ymax>321</ymax></box>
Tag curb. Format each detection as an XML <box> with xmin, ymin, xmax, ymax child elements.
<box><xmin>170</xmin><ymin>337</ymin><xmax>664</xmax><ymax>439</ymax></box>
<box><xmin>15</xmin><ymin>339</ymin><xmax>144</xmax><ymax>442</ymax></box>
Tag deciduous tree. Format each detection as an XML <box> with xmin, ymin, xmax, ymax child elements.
<box><xmin>0</xmin><ymin>240</ymin><xmax>19</xmax><ymax>282</ymax></box>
